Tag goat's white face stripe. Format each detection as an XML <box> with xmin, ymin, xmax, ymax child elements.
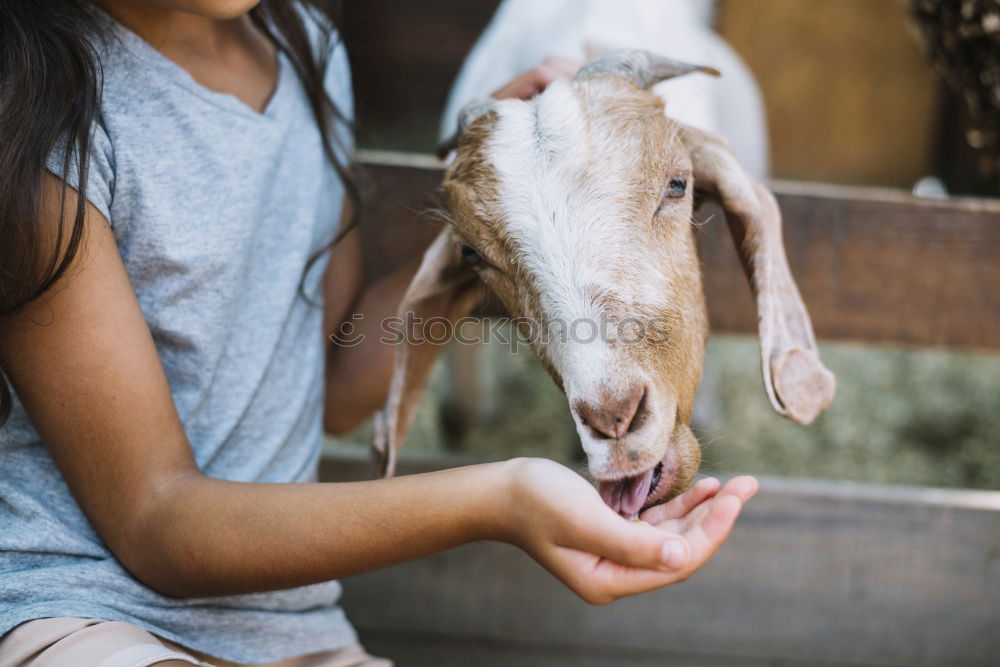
<box><xmin>487</xmin><ymin>81</ymin><xmax>670</xmax><ymax>400</ymax></box>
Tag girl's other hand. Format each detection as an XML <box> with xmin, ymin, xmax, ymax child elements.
<box><xmin>498</xmin><ymin>458</ymin><xmax>758</xmax><ymax>605</ymax></box>
<box><xmin>490</xmin><ymin>57</ymin><xmax>582</xmax><ymax>101</ymax></box>
<box><xmin>437</xmin><ymin>57</ymin><xmax>581</xmax><ymax>158</ymax></box>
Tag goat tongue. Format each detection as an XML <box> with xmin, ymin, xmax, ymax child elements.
<box><xmin>598</xmin><ymin>467</ymin><xmax>656</xmax><ymax>518</ymax></box>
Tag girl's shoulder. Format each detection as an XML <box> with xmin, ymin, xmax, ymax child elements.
<box><xmin>288</xmin><ymin>2</ymin><xmax>349</xmax><ymax>65</ymax></box>
<box><xmin>297</xmin><ymin>3</ymin><xmax>353</xmax><ymax>124</ymax></box>
<box><xmin>286</xmin><ymin>2</ymin><xmax>354</xmax><ymax>119</ymax></box>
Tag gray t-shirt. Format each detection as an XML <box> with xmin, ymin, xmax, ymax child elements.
<box><xmin>0</xmin><ymin>7</ymin><xmax>357</xmax><ymax>663</ymax></box>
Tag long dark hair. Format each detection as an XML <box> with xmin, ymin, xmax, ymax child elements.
<box><xmin>0</xmin><ymin>0</ymin><xmax>359</xmax><ymax>424</ymax></box>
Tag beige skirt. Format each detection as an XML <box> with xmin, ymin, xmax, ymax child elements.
<box><xmin>0</xmin><ymin>618</ymin><xmax>392</xmax><ymax>667</ymax></box>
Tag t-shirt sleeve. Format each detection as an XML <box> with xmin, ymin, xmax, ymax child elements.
<box><xmin>325</xmin><ymin>35</ymin><xmax>355</xmax><ymax>160</ymax></box>
<box><xmin>46</xmin><ymin>120</ymin><xmax>115</xmax><ymax>223</ymax></box>
<box><xmin>295</xmin><ymin>4</ymin><xmax>355</xmax><ymax>160</ymax></box>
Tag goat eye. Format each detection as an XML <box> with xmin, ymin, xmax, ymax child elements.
<box><xmin>460</xmin><ymin>245</ymin><xmax>482</xmax><ymax>266</ymax></box>
<box><xmin>665</xmin><ymin>177</ymin><xmax>687</xmax><ymax>199</ymax></box>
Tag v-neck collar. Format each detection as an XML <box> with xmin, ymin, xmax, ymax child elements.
<box><xmin>94</xmin><ymin>6</ymin><xmax>292</xmax><ymax>123</ymax></box>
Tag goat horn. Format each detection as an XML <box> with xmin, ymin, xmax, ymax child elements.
<box><xmin>457</xmin><ymin>99</ymin><xmax>497</xmax><ymax>134</ymax></box>
<box><xmin>576</xmin><ymin>49</ymin><xmax>720</xmax><ymax>89</ymax></box>
<box><xmin>436</xmin><ymin>99</ymin><xmax>497</xmax><ymax>160</ymax></box>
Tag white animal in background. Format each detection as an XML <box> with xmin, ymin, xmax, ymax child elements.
<box><xmin>440</xmin><ymin>0</ymin><xmax>769</xmax><ymax>178</ymax></box>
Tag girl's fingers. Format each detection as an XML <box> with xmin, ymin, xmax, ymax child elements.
<box><xmin>684</xmin><ymin>494</ymin><xmax>744</xmax><ymax>562</ymax></box>
<box><xmin>492</xmin><ymin>58</ymin><xmax>583</xmax><ymax>101</ymax></box>
<box><xmin>564</xmin><ymin>475</ymin><xmax>758</xmax><ymax>571</ymax></box>
<box><xmin>640</xmin><ymin>491</ymin><xmax>746</xmax><ymax>575</ymax></box>
<box><xmin>640</xmin><ymin>476</ymin><xmax>720</xmax><ymax>524</ymax></box>
<box><xmin>645</xmin><ymin>475</ymin><xmax>759</xmax><ymax>531</ymax></box>
<box><xmin>581</xmin><ymin>552</ymin><xmax>683</xmax><ymax>600</ymax></box>
<box><xmin>552</xmin><ymin>495</ymin><xmax>746</xmax><ymax>603</ymax></box>
<box><xmin>543</xmin><ymin>544</ymin><xmax>682</xmax><ymax>604</ymax></box>
<box><xmin>538</xmin><ymin>56</ymin><xmax>583</xmax><ymax>80</ymax></box>
<box><xmin>542</xmin><ymin>480</ymin><xmax>753</xmax><ymax>604</ymax></box>
<box><xmin>717</xmin><ymin>475</ymin><xmax>760</xmax><ymax>504</ymax></box>
<box><xmin>562</xmin><ymin>503</ymin><xmax>690</xmax><ymax>571</ymax></box>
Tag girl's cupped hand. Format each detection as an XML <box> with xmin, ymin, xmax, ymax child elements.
<box><xmin>498</xmin><ymin>458</ymin><xmax>759</xmax><ymax>605</ymax></box>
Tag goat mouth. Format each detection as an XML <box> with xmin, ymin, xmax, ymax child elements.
<box><xmin>598</xmin><ymin>461</ymin><xmax>667</xmax><ymax>518</ymax></box>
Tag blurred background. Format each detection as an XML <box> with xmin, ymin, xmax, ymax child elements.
<box><xmin>331</xmin><ymin>0</ymin><xmax>1000</xmax><ymax>492</ymax></box>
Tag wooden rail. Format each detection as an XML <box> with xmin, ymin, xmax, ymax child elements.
<box><xmin>356</xmin><ymin>150</ymin><xmax>1000</xmax><ymax>349</ymax></box>
<box><xmin>321</xmin><ymin>447</ymin><xmax>1000</xmax><ymax>667</ymax></box>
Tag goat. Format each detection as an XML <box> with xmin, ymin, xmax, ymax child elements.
<box><xmin>373</xmin><ymin>50</ymin><xmax>835</xmax><ymax>518</ymax></box>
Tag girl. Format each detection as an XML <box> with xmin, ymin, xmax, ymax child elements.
<box><xmin>0</xmin><ymin>1</ymin><xmax>759</xmax><ymax>665</ymax></box>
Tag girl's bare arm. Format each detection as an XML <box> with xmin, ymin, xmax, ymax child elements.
<box><xmin>320</xmin><ymin>214</ymin><xmax>422</xmax><ymax>435</ymax></box>
<box><xmin>0</xmin><ymin>177</ymin><xmax>505</xmax><ymax>597</ymax></box>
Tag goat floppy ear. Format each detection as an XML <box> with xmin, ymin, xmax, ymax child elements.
<box><xmin>372</xmin><ymin>229</ymin><xmax>481</xmax><ymax>477</ymax></box>
<box><xmin>681</xmin><ymin>125</ymin><xmax>835</xmax><ymax>424</ymax></box>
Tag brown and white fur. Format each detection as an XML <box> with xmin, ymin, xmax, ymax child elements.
<box><xmin>373</xmin><ymin>51</ymin><xmax>835</xmax><ymax>517</ymax></box>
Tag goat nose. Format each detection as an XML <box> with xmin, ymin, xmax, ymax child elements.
<box><xmin>574</xmin><ymin>384</ymin><xmax>646</xmax><ymax>439</ymax></box>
